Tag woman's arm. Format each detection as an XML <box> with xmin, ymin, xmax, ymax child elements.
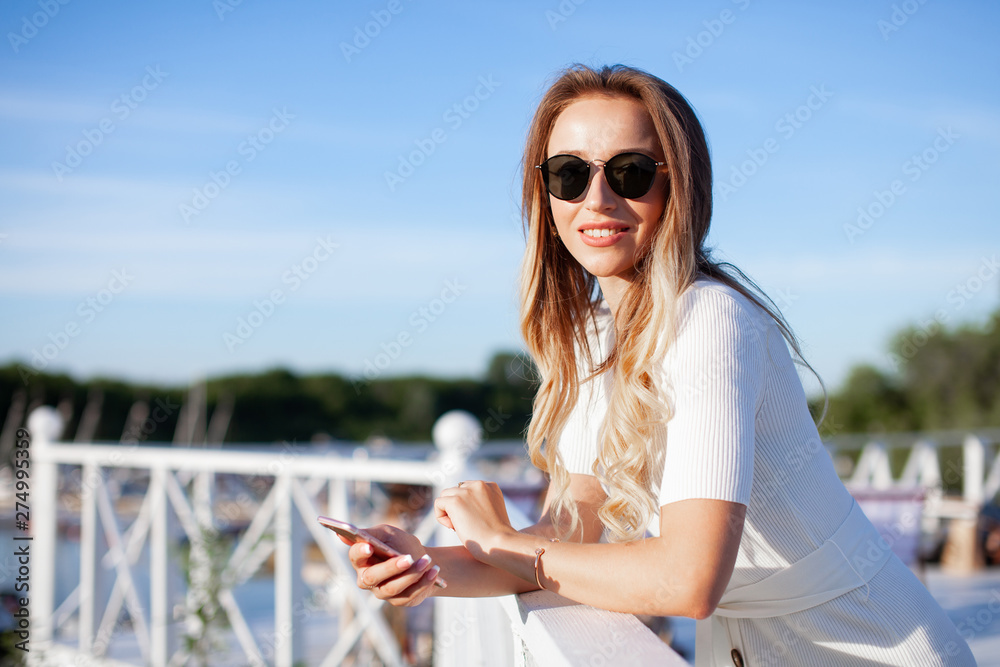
<box><xmin>348</xmin><ymin>473</ymin><xmax>607</xmax><ymax>604</ymax></box>
<box><xmin>435</xmin><ymin>483</ymin><xmax>746</xmax><ymax>619</ymax></box>
<box><xmin>421</xmin><ymin>287</ymin><xmax>759</xmax><ymax>615</ymax></box>
<box><xmin>425</xmin><ymin>471</ymin><xmax>608</xmax><ymax>597</ymax></box>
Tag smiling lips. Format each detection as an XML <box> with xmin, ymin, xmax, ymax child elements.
<box><xmin>578</xmin><ymin>224</ymin><xmax>628</xmax><ymax>247</ymax></box>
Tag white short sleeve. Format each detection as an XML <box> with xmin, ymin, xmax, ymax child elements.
<box><xmin>657</xmin><ymin>285</ymin><xmax>766</xmax><ymax>507</ymax></box>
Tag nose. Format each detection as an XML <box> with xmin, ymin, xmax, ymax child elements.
<box><xmin>584</xmin><ymin>161</ymin><xmax>618</xmax><ymax>212</ymax></box>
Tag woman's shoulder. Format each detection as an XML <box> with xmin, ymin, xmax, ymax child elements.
<box><xmin>676</xmin><ymin>276</ymin><xmax>771</xmax><ymax>333</ymax></box>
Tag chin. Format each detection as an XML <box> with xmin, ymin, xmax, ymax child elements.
<box><xmin>577</xmin><ymin>257</ymin><xmax>635</xmax><ymax>279</ymax></box>
<box><xmin>582</xmin><ymin>267</ymin><xmax>632</xmax><ymax>281</ymax></box>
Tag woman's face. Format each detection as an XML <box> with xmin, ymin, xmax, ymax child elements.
<box><xmin>545</xmin><ymin>95</ymin><xmax>668</xmax><ymax>288</ymax></box>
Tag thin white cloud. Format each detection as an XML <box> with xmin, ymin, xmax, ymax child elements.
<box><xmin>0</xmin><ymin>227</ymin><xmax>524</xmax><ymax>300</ymax></box>
<box><xmin>0</xmin><ymin>168</ymin><xmax>184</xmax><ymax>199</ymax></box>
<box><xmin>0</xmin><ymin>91</ymin><xmax>373</xmax><ymax>146</ymax></box>
<box><xmin>0</xmin><ymin>94</ymin><xmax>106</xmax><ymax>123</ymax></box>
<box><xmin>0</xmin><ymin>91</ymin><xmax>263</xmax><ymax>133</ymax></box>
<box><xmin>838</xmin><ymin>96</ymin><xmax>1000</xmax><ymax>143</ymax></box>
<box><xmin>745</xmin><ymin>248</ymin><xmax>998</xmax><ymax>296</ymax></box>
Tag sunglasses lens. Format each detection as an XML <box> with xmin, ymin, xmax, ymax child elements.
<box><xmin>605</xmin><ymin>153</ymin><xmax>658</xmax><ymax>199</ymax></box>
<box><xmin>539</xmin><ymin>153</ymin><xmax>662</xmax><ymax>200</ymax></box>
<box><xmin>540</xmin><ymin>155</ymin><xmax>590</xmax><ymax>200</ymax></box>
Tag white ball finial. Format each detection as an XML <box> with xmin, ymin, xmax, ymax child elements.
<box><xmin>432</xmin><ymin>410</ymin><xmax>482</xmax><ymax>454</ymax></box>
<box><xmin>27</xmin><ymin>406</ymin><xmax>65</xmax><ymax>442</ymax></box>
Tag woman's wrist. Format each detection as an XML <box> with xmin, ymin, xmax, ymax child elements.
<box><xmin>425</xmin><ymin>544</ymin><xmax>540</xmax><ymax>597</ymax></box>
<box><xmin>474</xmin><ymin>527</ymin><xmax>526</xmax><ymax>564</ymax></box>
<box><xmin>476</xmin><ymin>531</ymin><xmax>549</xmax><ymax>585</ymax></box>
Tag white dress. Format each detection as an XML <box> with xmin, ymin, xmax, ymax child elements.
<box><xmin>558</xmin><ymin>277</ymin><xmax>976</xmax><ymax>666</ymax></box>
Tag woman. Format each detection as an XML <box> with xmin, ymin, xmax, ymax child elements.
<box><xmin>344</xmin><ymin>65</ymin><xmax>975</xmax><ymax>665</ymax></box>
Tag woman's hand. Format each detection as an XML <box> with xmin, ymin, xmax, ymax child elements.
<box><xmin>341</xmin><ymin>525</ymin><xmax>442</xmax><ymax>607</ymax></box>
<box><xmin>433</xmin><ymin>480</ymin><xmax>519</xmax><ymax>561</ymax></box>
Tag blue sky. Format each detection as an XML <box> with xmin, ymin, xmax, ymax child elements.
<box><xmin>1</xmin><ymin>0</ymin><xmax>997</xmax><ymax>396</ymax></box>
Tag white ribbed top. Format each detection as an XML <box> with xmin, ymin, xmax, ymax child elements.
<box><xmin>557</xmin><ymin>278</ymin><xmax>974</xmax><ymax>665</ymax></box>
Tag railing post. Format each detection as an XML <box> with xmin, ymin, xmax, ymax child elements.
<box><xmin>963</xmin><ymin>434</ymin><xmax>986</xmax><ymax>504</ymax></box>
<box><xmin>899</xmin><ymin>440</ymin><xmax>941</xmax><ymax>490</ymax></box>
<box><xmin>150</xmin><ymin>466</ymin><xmax>176</xmax><ymax>666</ymax></box>
<box><xmin>28</xmin><ymin>406</ymin><xmax>63</xmax><ymax>654</ymax></box>
<box><xmin>431</xmin><ymin>410</ymin><xmax>492</xmax><ymax>667</ymax></box>
<box><xmin>850</xmin><ymin>440</ymin><xmax>893</xmax><ymax>489</ymax></box>
<box><xmin>274</xmin><ymin>474</ymin><xmax>305</xmax><ymax>667</ymax></box>
<box><xmin>984</xmin><ymin>435</ymin><xmax>1000</xmax><ymax>501</ymax></box>
<box><xmin>328</xmin><ymin>477</ymin><xmax>352</xmax><ymax>627</ymax></box>
<box><xmin>79</xmin><ymin>461</ymin><xmax>99</xmax><ymax>654</ymax></box>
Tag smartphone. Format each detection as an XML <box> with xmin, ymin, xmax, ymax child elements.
<box><xmin>317</xmin><ymin>516</ymin><xmax>447</xmax><ymax>588</ymax></box>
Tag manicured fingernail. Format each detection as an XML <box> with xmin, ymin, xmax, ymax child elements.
<box><xmin>429</xmin><ymin>565</ymin><xmax>441</xmax><ymax>578</ymax></box>
<box><xmin>396</xmin><ymin>554</ymin><xmax>414</xmax><ymax>568</ymax></box>
<box><xmin>416</xmin><ymin>554</ymin><xmax>432</xmax><ymax>570</ymax></box>
<box><xmin>360</xmin><ymin>543</ymin><xmax>372</xmax><ymax>556</ymax></box>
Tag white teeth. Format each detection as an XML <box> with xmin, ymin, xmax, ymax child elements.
<box><xmin>582</xmin><ymin>228</ymin><xmax>624</xmax><ymax>238</ymax></box>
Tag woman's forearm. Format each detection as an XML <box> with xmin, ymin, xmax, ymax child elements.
<box><xmin>425</xmin><ymin>519</ymin><xmax>571</xmax><ymax>598</ymax></box>
<box><xmin>477</xmin><ymin>499</ymin><xmax>745</xmax><ymax>619</ymax></box>
<box><xmin>426</xmin><ymin>545</ymin><xmax>539</xmax><ymax>598</ymax></box>
<box><xmin>475</xmin><ymin>533</ymin><xmax>697</xmax><ymax>616</ymax></box>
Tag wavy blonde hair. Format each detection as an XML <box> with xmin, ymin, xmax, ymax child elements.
<box><xmin>519</xmin><ymin>64</ymin><xmax>816</xmax><ymax>542</ymax></box>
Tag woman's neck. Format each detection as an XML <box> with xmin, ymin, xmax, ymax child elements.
<box><xmin>597</xmin><ymin>274</ymin><xmax>634</xmax><ymax>319</ymax></box>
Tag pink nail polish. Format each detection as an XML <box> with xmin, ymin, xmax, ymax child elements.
<box><xmin>360</xmin><ymin>543</ymin><xmax>373</xmax><ymax>556</ymax></box>
<box><xmin>397</xmin><ymin>554</ymin><xmax>414</xmax><ymax>568</ymax></box>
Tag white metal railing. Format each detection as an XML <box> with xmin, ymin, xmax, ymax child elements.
<box><xmin>497</xmin><ymin>502</ymin><xmax>688</xmax><ymax>666</ymax></box>
<box><xmin>830</xmin><ymin>430</ymin><xmax>1000</xmax><ymax>518</ymax></box>
<box><xmin>26</xmin><ymin>399</ymin><xmax>999</xmax><ymax>667</ymax></box>
<box><xmin>826</xmin><ymin>430</ymin><xmax>1000</xmax><ymax>571</ymax></box>
<box><xmin>27</xmin><ymin>406</ymin><xmax>505</xmax><ymax>667</ymax></box>
<box><xmin>497</xmin><ymin>592</ymin><xmax>687</xmax><ymax>667</ymax></box>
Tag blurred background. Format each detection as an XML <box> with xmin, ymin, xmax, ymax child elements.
<box><xmin>1</xmin><ymin>1</ymin><xmax>999</xmax><ymax>664</ymax></box>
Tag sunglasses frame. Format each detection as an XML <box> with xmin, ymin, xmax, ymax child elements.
<box><xmin>535</xmin><ymin>152</ymin><xmax>667</xmax><ymax>201</ymax></box>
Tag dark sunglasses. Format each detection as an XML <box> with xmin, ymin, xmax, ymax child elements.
<box><xmin>536</xmin><ymin>152</ymin><xmax>666</xmax><ymax>201</ymax></box>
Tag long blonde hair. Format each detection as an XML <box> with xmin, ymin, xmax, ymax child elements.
<box><xmin>519</xmin><ymin>64</ymin><xmax>816</xmax><ymax>542</ymax></box>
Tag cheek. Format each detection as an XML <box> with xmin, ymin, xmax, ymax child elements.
<box><xmin>635</xmin><ymin>190</ymin><xmax>668</xmax><ymax>227</ymax></box>
<box><xmin>549</xmin><ymin>200</ymin><xmax>577</xmax><ymax>229</ymax></box>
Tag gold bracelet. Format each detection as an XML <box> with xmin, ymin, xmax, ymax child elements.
<box><xmin>533</xmin><ymin>538</ymin><xmax>559</xmax><ymax>590</ymax></box>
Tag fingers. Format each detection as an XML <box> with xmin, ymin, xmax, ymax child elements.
<box><xmin>434</xmin><ymin>479</ymin><xmax>486</xmax><ymax>529</ymax></box>
<box><xmin>379</xmin><ymin>564</ymin><xmax>441</xmax><ymax>607</ymax></box>
<box><xmin>357</xmin><ymin>552</ymin><xmax>415</xmax><ymax>588</ymax></box>
<box><xmin>439</xmin><ymin>479</ymin><xmax>486</xmax><ymax>495</ymax></box>
<box><xmin>434</xmin><ymin>497</ymin><xmax>455</xmax><ymax>530</ymax></box>
<box><xmin>348</xmin><ymin>541</ymin><xmax>377</xmax><ymax>569</ymax></box>
<box><xmin>345</xmin><ymin>524</ymin><xmax>404</xmax><ymax>568</ymax></box>
<box><xmin>359</xmin><ymin>553</ymin><xmax>443</xmax><ymax>605</ymax></box>
<box><xmin>372</xmin><ymin>554</ymin><xmax>441</xmax><ymax>598</ymax></box>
